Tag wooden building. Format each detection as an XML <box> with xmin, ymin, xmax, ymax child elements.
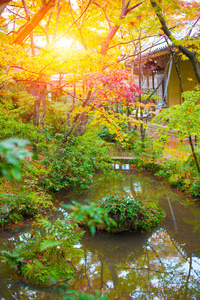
<box><xmin>129</xmin><ymin>46</ymin><xmax>197</xmax><ymax>107</ymax></box>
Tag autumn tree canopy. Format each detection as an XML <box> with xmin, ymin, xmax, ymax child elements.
<box><xmin>0</xmin><ymin>0</ymin><xmax>199</xmax><ymax>136</ymax></box>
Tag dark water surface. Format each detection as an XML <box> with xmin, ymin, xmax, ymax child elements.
<box><xmin>1</xmin><ymin>170</ymin><xmax>200</xmax><ymax>299</ymax></box>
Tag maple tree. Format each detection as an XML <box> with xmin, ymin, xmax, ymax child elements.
<box><xmin>0</xmin><ymin>0</ymin><xmax>199</xmax><ymax>139</ymax></box>
<box><xmin>1</xmin><ymin>3</ymin><xmax>200</xmax><ymax>299</ymax></box>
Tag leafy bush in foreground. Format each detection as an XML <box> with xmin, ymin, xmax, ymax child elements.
<box><xmin>66</xmin><ymin>200</ymin><xmax>117</xmax><ymax>236</ymax></box>
<box><xmin>0</xmin><ymin>138</ymin><xmax>32</xmax><ymax>181</ymax></box>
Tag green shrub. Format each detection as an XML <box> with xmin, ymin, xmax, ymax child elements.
<box><xmin>0</xmin><ymin>191</ymin><xmax>53</xmax><ymax>227</ymax></box>
<box><xmin>66</xmin><ymin>196</ymin><xmax>164</xmax><ymax>234</ymax></box>
<box><xmin>0</xmin><ymin>103</ymin><xmax>43</xmax><ymax>147</ymax></box>
<box><xmin>41</xmin><ymin>133</ymin><xmax>112</xmax><ymax>191</ymax></box>
<box><xmin>131</xmin><ymin>136</ymin><xmax>164</xmax><ymax>163</ymax></box>
<box><xmin>97</xmin><ymin>195</ymin><xmax>165</xmax><ymax>233</ymax></box>
<box><xmin>168</xmin><ymin>174</ymin><xmax>183</xmax><ymax>187</ymax></box>
<box><xmin>186</xmin><ymin>153</ymin><xmax>200</xmax><ymax>168</ymax></box>
<box><xmin>98</xmin><ymin>126</ymin><xmax>116</xmax><ymax>142</ymax></box>
<box><xmin>155</xmin><ymin>157</ymin><xmax>180</xmax><ymax>178</ymax></box>
<box><xmin>154</xmin><ymin>155</ymin><xmax>200</xmax><ymax>196</ymax></box>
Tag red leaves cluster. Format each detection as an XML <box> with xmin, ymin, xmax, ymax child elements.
<box><xmin>85</xmin><ymin>69</ymin><xmax>142</xmax><ymax>107</ymax></box>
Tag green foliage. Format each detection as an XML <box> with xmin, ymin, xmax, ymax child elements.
<box><xmin>98</xmin><ymin>126</ymin><xmax>116</xmax><ymax>142</ymax></box>
<box><xmin>133</xmin><ymin>149</ymin><xmax>200</xmax><ymax>197</ymax></box>
<box><xmin>155</xmin><ymin>157</ymin><xmax>179</xmax><ymax>178</ymax></box>
<box><xmin>131</xmin><ymin>135</ymin><xmax>164</xmax><ymax>164</ymax></box>
<box><xmin>98</xmin><ymin>124</ymin><xmax>140</xmax><ymax>150</ymax></box>
<box><xmin>42</xmin><ymin>133</ymin><xmax>112</xmax><ymax>191</ymax></box>
<box><xmin>121</xmin><ymin>129</ymin><xmax>140</xmax><ymax>149</ymax></box>
<box><xmin>189</xmin><ymin>176</ymin><xmax>200</xmax><ymax>197</ymax></box>
<box><xmin>98</xmin><ymin>195</ymin><xmax>141</xmax><ymax>227</ymax></box>
<box><xmin>60</xmin><ymin>289</ymin><xmax>109</xmax><ymax>300</ymax></box>
<box><xmin>144</xmin><ymin>152</ymin><xmax>200</xmax><ymax>197</ymax></box>
<box><xmin>0</xmin><ymin>138</ymin><xmax>32</xmax><ymax>180</ymax></box>
<box><xmin>20</xmin><ymin>156</ymin><xmax>50</xmax><ymax>189</ymax></box>
<box><xmin>0</xmin><ymin>80</ymin><xmax>35</xmax><ymax>121</ymax></box>
<box><xmin>0</xmin><ymin>102</ymin><xmax>42</xmax><ymax>144</ymax></box>
<box><xmin>0</xmin><ymin>191</ymin><xmax>53</xmax><ymax>227</ymax></box>
<box><xmin>98</xmin><ymin>195</ymin><xmax>165</xmax><ymax>232</ymax></box>
<box><xmin>1</xmin><ymin>217</ymin><xmax>84</xmax><ymax>286</ymax></box>
<box><xmin>65</xmin><ymin>200</ymin><xmax>117</xmax><ymax>236</ymax></box>
<box><xmin>186</xmin><ymin>153</ymin><xmax>200</xmax><ymax>168</ymax></box>
<box><xmin>151</xmin><ymin>86</ymin><xmax>200</xmax><ymax>179</ymax></box>
<box><xmin>138</xmin><ymin>201</ymin><xmax>166</xmax><ymax>232</ymax></box>
<box><xmin>153</xmin><ymin>87</ymin><xmax>200</xmax><ymax>141</ymax></box>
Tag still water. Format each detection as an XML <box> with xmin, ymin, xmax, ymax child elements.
<box><xmin>0</xmin><ymin>170</ymin><xmax>200</xmax><ymax>299</ymax></box>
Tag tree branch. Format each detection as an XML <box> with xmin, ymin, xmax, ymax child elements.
<box><xmin>93</xmin><ymin>2</ymin><xmax>111</xmax><ymax>28</ymax></box>
<box><xmin>13</xmin><ymin>0</ymin><xmax>56</xmax><ymax>45</ymax></box>
<box><xmin>68</xmin><ymin>0</ymin><xmax>87</xmax><ymax>49</ymax></box>
<box><xmin>188</xmin><ymin>16</ymin><xmax>200</xmax><ymax>37</ymax></box>
<box><xmin>105</xmin><ymin>34</ymin><xmax>157</xmax><ymax>51</ymax></box>
<box><xmin>127</xmin><ymin>1</ymin><xmax>144</xmax><ymax>14</ymax></box>
<box><xmin>21</xmin><ymin>0</ymin><xmax>35</xmax><ymax>56</ymax></box>
<box><xmin>101</xmin><ymin>1</ymin><xmax>143</xmax><ymax>55</ymax></box>
<box><xmin>117</xmin><ymin>39</ymin><xmax>167</xmax><ymax>63</ymax></box>
<box><xmin>56</xmin><ymin>0</ymin><xmax>92</xmax><ymax>43</ymax></box>
<box><xmin>150</xmin><ymin>0</ymin><xmax>200</xmax><ymax>83</ymax></box>
<box><xmin>6</xmin><ymin>7</ymin><xmax>26</xmax><ymax>20</ymax></box>
<box><xmin>53</xmin><ymin>0</ymin><xmax>61</xmax><ymax>43</ymax></box>
<box><xmin>150</xmin><ymin>1</ymin><xmax>172</xmax><ymax>37</ymax></box>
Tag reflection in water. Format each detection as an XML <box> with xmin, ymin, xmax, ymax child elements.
<box><xmin>70</xmin><ymin>228</ymin><xmax>200</xmax><ymax>299</ymax></box>
<box><xmin>165</xmin><ymin>187</ymin><xmax>178</xmax><ymax>233</ymax></box>
<box><xmin>0</xmin><ymin>170</ymin><xmax>200</xmax><ymax>299</ymax></box>
<box><xmin>111</xmin><ymin>163</ymin><xmax>130</xmax><ymax>170</ymax></box>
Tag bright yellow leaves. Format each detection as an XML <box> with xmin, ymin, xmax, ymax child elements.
<box><xmin>90</xmin><ymin>107</ymin><xmax>143</xmax><ymax>143</ymax></box>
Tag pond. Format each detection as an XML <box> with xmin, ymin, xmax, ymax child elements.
<box><xmin>0</xmin><ymin>169</ymin><xmax>200</xmax><ymax>299</ymax></box>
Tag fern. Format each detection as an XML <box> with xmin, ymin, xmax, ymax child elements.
<box><xmin>40</xmin><ymin>239</ymin><xmax>62</xmax><ymax>251</ymax></box>
<box><xmin>1</xmin><ymin>250</ymin><xmax>24</xmax><ymax>268</ymax></box>
<box><xmin>1</xmin><ymin>216</ymin><xmax>84</xmax><ymax>286</ymax></box>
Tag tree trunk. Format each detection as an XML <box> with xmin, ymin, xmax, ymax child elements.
<box><xmin>40</xmin><ymin>88</ymin><xmax>47</xmax><ymax>129</ymax></box>
<box><xmin>13</xmin><ymin>0</ymin><xmax>56</xmax><ymax>45</ymax></box>
<box><xmin>189</xmin><ymin>135</ymin><xmax>200</xmax><ymax>173</ymax></box>
<box><xmin>28</xmin><ymin>80</ymin><xmax>47</xmax><ymax>127</ymax></box>
<box><xmin>101</xmin><ymin>25</ymin><xmax>120</xmax><ymax>55</ymax></box>
<box><xmin>0</xmin><ymin>0</ymin><xmax>12</xmax><ymax>16</ymax></box>
<box><xmin>63</xmin><ymin>90</ymin><xmax>92</xmax><ymax>139</ymax></box>
<box><xmin>150</xmin><ymin>0</ymin><xmax>200</xmax><ymax>83</ymax></box>
<box><xmin>73</xmin><ymin>111</ymin><xmax>89</xmax><ymax>137</ymax></box>
<box><xmin>33</xmin><ymin>97</ymin><xmax>41</xmax><ymax>127</ymax></box>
